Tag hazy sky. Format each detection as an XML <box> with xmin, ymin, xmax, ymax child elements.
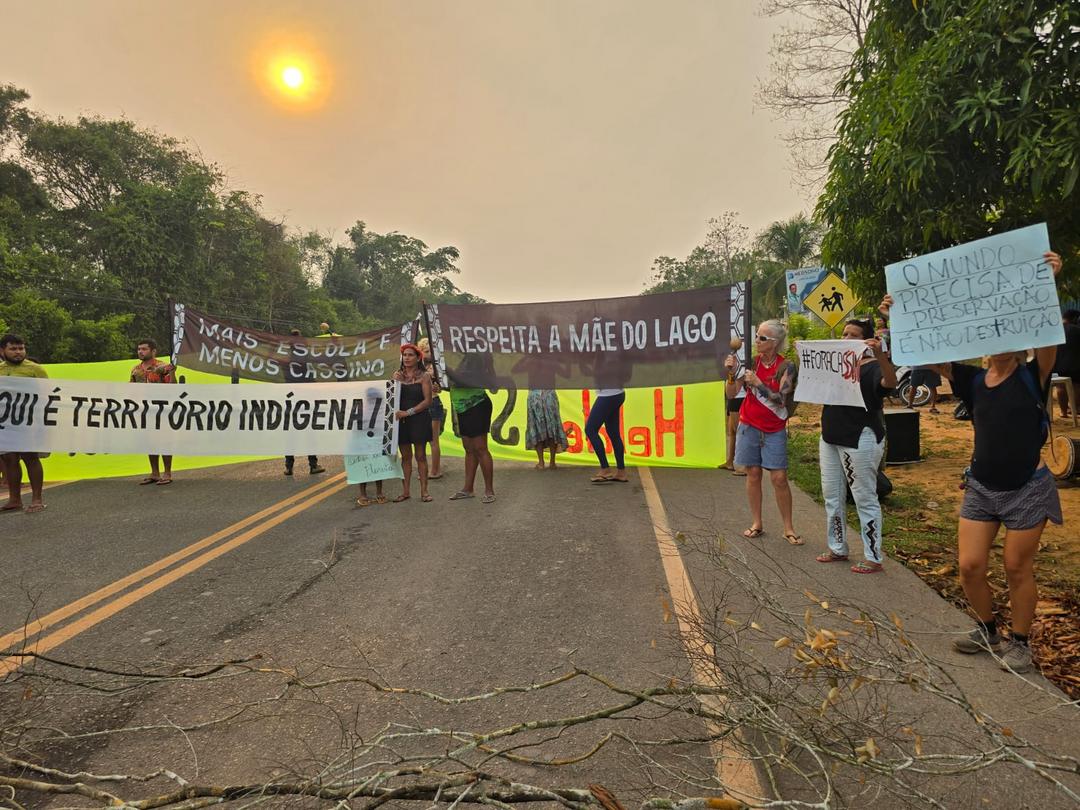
<box><xmin>1</xmin><ymin>1</ymin><xmax>806</xmax><ymax>303</ymax></box>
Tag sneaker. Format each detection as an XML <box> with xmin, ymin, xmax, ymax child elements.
<box><xmin>309</xmin><ymin>465</ymin><xmax>326</xmax><ymax>474</ymax></box>
<box><xmin>998</xmin><ymin>639</ymin><xmax>1033</xmax><ymax>674</ymax></box>
<box><xmin>952</xmin><ymin>627</ymin><xmax>1002</xmax><ymax>655</ymax></box>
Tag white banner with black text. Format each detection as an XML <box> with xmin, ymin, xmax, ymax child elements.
<box><xmin>0</xmin><ymin>377</ymin><xmax>399</xmax><ymax>457</ymax></box>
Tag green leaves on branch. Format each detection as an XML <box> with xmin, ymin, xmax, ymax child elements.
<box><xmin>0</xmin><ymin>289</ymin><xmax>133</xmax><ymax>363</ymax></box>
<box><xmin>817</xmin><ymin>0</ymin><xmax>1080</xmax><ymax>301</ymax></box>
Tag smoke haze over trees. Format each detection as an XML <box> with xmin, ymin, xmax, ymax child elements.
<box><xmin>0</xmin><ymin>85</ymin><xmax>480</xmax><ymax>362</ymax></box>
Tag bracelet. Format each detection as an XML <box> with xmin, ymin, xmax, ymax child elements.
<box><xmin>727</xmin><ymin>373</ymin><xmax>736</xmax><ymax>382</ymax></box>
<box><xmin>407</xmin><ymin>407</ymin><xmax>415</xmax><ymax>416</ymax></box>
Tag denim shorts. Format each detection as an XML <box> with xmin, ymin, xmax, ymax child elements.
<box><xmin>734</xmin><ymin>422</ymin><xmax>788</xmax><ymax>470</ymax></box>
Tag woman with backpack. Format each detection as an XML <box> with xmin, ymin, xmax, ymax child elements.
<box><xmin>882</xmin><ymin>250</ymin><xmax>1063</xmax><ymax>674</ymax></box>
<box><xmin>815</xmin><ymin>315</ymin><xmax>897</xmax><ymax>573</ymax></box>
<box><xmin>724</xmin><ymin>319</ymin><xmax>801</xmax><ymax>545</ymax></box>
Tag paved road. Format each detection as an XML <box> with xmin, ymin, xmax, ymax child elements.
<box><xmin>2</xmin><ymin>459</ymin><xmax>1079</xmax><ymax>808</ymax></box>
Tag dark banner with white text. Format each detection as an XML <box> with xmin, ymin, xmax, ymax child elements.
<box><xmin>424</xmin><ymin>284</ymin><xmax>748</xmax><ymax>390</ymax></box>
<box><xmin>171</xmin><ymin>303</ymin><xmax>419</xmax><ymax>383</ymax></box>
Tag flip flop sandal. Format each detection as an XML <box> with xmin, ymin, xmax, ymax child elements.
<box><xmin>742</xmin><ymin>527</ymin><xmax>764</xmax><ymax>538</ymax></box>
<box><xmin>481</xmin><ymin>494</ymin><xmax>496</xmax><ymax>504</ymax></box>
<box><xmin>590</xmin><ymin>475</ymin><xmax>615</xmax><ymax>484</ymax></box>
<box><xmin>851</xmin><ymin>561</ymin><xmax>884</xmax><ymax>574</ymax></box>
<box><xmin>1</xmin><ymin>503</ymin><xmax>23</xmax><ymax>513</ymax></box>
<box><xmin>449</xmin><ymin>491</ymin><xmax>475</xmax><ymax>500</ymax></box>
<box><xmin>139</xmin><ymin>478</ymin><xmax>159</xmax><ymax>485</ymax></box>
<box><xmin>375</xmin><ymin>495</ymin><xmax>388</xmax><ymax>504</ymax></box>
<box><xmin>611</xmin><ymin>476</ymin><xmax>630</xmax><ymax>483</ymax></box>
<box><xmin>392</xmin><ymin>494</ymin><xmax>410</xmax><ymax>503</ymax></box>
<box><xmin>428</xmin><ymin>473</ymin><xmax>443</xmax><ymax>479</ymax></box>
<box><xmin>156</xmin><ymin>478</ymin><xmax>173</xmax><ymax>486</ymax></box>
<box><xmin>421</xmin><ymin>494</ymin><xmax>433</xmax><ymax>502</ymax></box>
<box><xmin>355</xmin><ymin>498</ymin><xmax>373</xmax><ymax>507</ymax></box>
<box><xmin>24</xmin><ymin>504</ymin><xmax>47</xmax><ymax>514</ymax></box>
<box><xmin>816</xmin><ymin>551</ymin><xmax>849</xmax><ymax>562</ymax></box>
<box><xmin>784</xmin><ymin>533</ymin><xmax>805</xmax><ymax>546</ymax></box>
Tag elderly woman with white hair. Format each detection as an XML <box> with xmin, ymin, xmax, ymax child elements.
<box><xmin>724</xmin><ymin>319</ymin><xmax>801</xmax><ymax>545</ymax></box>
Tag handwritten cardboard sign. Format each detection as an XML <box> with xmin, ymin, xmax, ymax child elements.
<box><xmin>793</xmin><ymin>340</ymin><xmax>868</xmax><ymax>408</ymax></box>
<box><xmin>345</xmin><ymin>453</ymin><xmax>404</xmax><ymax>484</ymax></box>
<box><xmin>885</xmin><ymin>223</ymin><xmax>1063</xmax><ymax>365</ymax></box>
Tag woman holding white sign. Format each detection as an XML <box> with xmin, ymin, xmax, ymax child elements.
<box><xmin>725</xmin><ymin>319</ymin><xmax>800</xmax><ymax>544</ymax></box>
<box><xmin>814</xmin><ymin>317</ymin><xmax>897</xmax><ymax>573</ymax></box>
<box><xmin>886</xmin><ymin>251</ymin><xmax>1063</xmax><ymax>674</ymax></box>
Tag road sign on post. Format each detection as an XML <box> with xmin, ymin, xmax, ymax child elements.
<box><xmin>802</xmin><ymin>272</ymin><xmax>859</xmax><ymax>330</ymax></box>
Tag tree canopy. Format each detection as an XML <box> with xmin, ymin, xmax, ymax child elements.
<box><xmin>0</xmin><ymin>85</ymin><xmax>480</xmax><ymax>362</ymax></box>
<box><xmin>817</xmin><ymin>0</ymin><xmax>1080</xmax><ymax>300</ymax></box>
<box><xmin>644</xmin><ymin>211</ymin><xmax>822</xmax><ymax>323</ymax></box>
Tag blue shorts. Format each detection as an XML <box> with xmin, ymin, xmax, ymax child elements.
<box><xmin>734</xmin><ymin>423</ymin><xmax>788</xmax><ymax>470</ymax></box>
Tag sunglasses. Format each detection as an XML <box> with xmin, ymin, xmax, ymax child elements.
<box><xmin>755</xmin><ymin>334</ymin><xmax>775</xmax><ymax>342</ymax></box>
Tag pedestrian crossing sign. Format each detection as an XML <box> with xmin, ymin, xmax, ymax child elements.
<box><xmin>802</xmin><ymin>272</ymin><xmax>859</xmax><ymax>329</ymax></box>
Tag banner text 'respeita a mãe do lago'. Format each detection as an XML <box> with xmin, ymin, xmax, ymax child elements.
<box><xmin>27</xmin><ymin>359</ymin><xmax>727</xmax><ymax>480</ymax></box>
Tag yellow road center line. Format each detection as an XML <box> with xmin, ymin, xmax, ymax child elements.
<box><xmin>1</xmin><ymin>478</ymin><xmax>350</xmax><ymax>678</ymax></box>
<box><xmin>638</xmin><ymin>466</ymin><xmax>764</xmax><ymax>803</ymax></box>
<box><xmin>0</xmin><ymin>472</ymin><xmax>346</xmax><ymax>654</ymax></box>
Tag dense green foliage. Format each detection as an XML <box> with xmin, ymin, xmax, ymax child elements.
<box><xmin>0</xmin><ymin>85</ymin><xmax>480</xmax><ymax>362</ymax></box>
<box><xmin>818</xmin><ymin>0</ymin><xmax>1080</xmax><ymax>300</ymax></box>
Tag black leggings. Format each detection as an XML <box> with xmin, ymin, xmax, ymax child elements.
<box><xmin>585</xmin><ymin>393</ymin><xmax>626</xmax><ymax>469</ymax></box>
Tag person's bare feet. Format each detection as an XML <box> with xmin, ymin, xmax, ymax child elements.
<box><xmin>1</xmin><ymin>500</ymin><xmax>23</xmax><ymax>513</ymax></box>
<box><xmin>25</xmin><ymin>501</ymin><xmax>46</xmax><ymax>514</ymax></box>
<box><xmin>611</xmin><ymin>471</ymin><xmax>630</xmax><ymax>483</ymax></box>
<box><xmin>535</xmin><ymin>462</ymin><xmax>545</xmax><ymax>470</ymax></box>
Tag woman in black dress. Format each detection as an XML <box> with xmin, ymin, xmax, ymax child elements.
<box><xmin>393</xmin><ymin>344</ymin><xmax>434</xmax><ymax>503</ymax></box>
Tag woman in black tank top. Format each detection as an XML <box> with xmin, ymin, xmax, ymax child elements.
<box><xmin>883</xmin><ymin>250</ymin><xmax>1064</xmax><ymax>675</ymax></box>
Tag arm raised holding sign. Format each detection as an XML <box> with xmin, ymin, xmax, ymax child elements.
<box><xmin>1033</xmin><ymin>252</ymin><xmax>1064</xmax><ymax>382</ymax></box>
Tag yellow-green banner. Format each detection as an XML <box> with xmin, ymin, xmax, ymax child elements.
<box><xmin>435</xmin><ymin>384</ymin><xmax>725</xmax><ymax>468</ymax></box>
<box><xmin>35</xmin><ymin>360</ymin><xmax>726</xmax><ymax>480</ymax></box>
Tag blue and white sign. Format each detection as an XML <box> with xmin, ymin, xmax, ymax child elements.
<box><xmin>885</xmin><ymin>223</ymin><xmax>1063</xmax><ymax>365</ymax></box>
<box><xmin>786</xmin><ymin>266</ymin><xmax>836</xmax><ymax>314</ymax></box>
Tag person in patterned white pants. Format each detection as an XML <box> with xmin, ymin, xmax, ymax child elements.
<box><xmin>815</xmin><ymin>314</ymin><xmax>896</xmax><ymax>573</ymax></box>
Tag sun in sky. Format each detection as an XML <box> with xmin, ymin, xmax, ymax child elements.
<box><xmin>252</xmin><ymin>33</ymin><xmax>332</xmax><ymax>110</ymax></box>
<box><xmin>281</xmin><ymin>65</ymin><xmax>304</xmax><ymax>89</ymax></box>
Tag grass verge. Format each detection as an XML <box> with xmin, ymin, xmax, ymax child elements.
<box><xmin>785</xmin><ymin>418</ymin><xmax>1080</xmax><ymax>698</ymax></box>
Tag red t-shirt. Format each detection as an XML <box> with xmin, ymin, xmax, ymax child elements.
<box><xmin>738</xmin><ymin>354</ymin><xmax>789</xmax><ymax>434</ymax></box>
